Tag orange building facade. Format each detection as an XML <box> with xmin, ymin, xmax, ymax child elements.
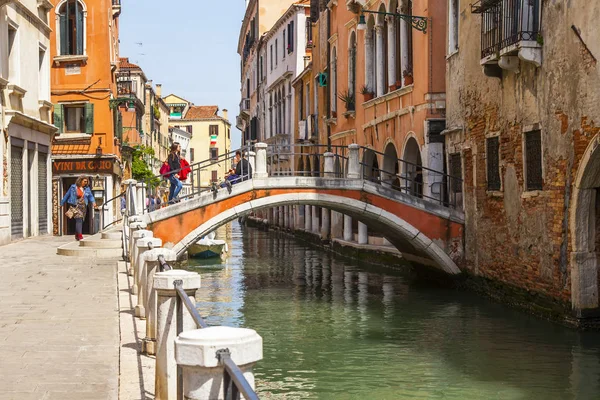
<box><xmin>50</xmin><ymin>0</ymin><xmax>123</xmax><ymax>236</ymax></box>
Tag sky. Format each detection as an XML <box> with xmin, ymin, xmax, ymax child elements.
<box><xmin>119</xmin><ymin>0</ymin><xmax>246</xmax><ymax>149</ymax></box>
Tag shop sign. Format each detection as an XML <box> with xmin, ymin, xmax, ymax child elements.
<box><xmin>53</xmin><ymin>159</ymin><xmax>115</xmax><ymax>175</ymax></box>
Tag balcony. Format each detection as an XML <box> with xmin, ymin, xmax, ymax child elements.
<box><xmin>240</xmin><ymin>98</ymin><xmax>250</xmax><ymax>116</ymax></box>
<box><xmin>473</xmin><ymin>0</ymin><xmax>542</xmax><ymax>68</ymax></box>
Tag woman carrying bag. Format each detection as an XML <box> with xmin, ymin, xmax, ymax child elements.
<box><xmin>60</xmin><ymin>176</ymin><xmax>97</xmax><ymax>241</ymax></box>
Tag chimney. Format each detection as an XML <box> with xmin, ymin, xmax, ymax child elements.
<box><xmin>156</xmin><ymin>84</ymin><xmax>162</xmax><ymax>98</ymax></box>
<box><xmin>222</xmin><ymin>109</ymin><xmax>229</xmax><ymax>121</ymax></box>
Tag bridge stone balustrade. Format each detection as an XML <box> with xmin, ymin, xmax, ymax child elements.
<box><xmin>128</xmin><ymin>222</ymin><xmax>147</xmax><ymax>276</ymax></box>
<box><xmin>135</xmin><ymin>237</ymin><xmax>162</xmax><ymax>318</ymax></box>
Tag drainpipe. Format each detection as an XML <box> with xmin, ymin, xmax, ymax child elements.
<box><xmin>326</xmin><ymin>5</ymin><xmax>331</xmax><ymax>151</ymax></box>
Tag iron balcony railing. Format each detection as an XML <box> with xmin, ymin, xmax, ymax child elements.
<box><xmin>156</xmin><ymin>256</ymin><xmax>259</xmax><ymax>400</ymax></box>
<box><xmin>473</xmin><ymin>0</ymin><xmax>540</xmax><ymax>60</ymax></box>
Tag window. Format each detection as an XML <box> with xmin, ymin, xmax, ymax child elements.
<box><xmin>305</xmin><ymin>18</ymin><xmax>313</xmax><ymax>48</ymax></box>
<box><xmin>298</xmin><ymin>85</ymin><xmax>303</xmax><ymax>120</ymax></box>
<box><xmin>449</xmin><ymin>153</ymin><xmax>462</xmax><ymax>193</ymax></box>
<box><xmin>448</xmin><ymin>0</ymin><xmax>459</xmax><ymax>53</ymax></box>
<box><xmin>211</xmin><ymin>170</ymin><xmax>218</xmax><ymax>182</ymax></box>
<box><xmin>331</xmin><ymin>47</ymin><xmax>337</xmax><ymax>113</ymax></box>
<box><xmin>259</xmin><ymin>56</ymin><xmax>264</xmax><ymax>81</ymax></box>
<box><xmin>305</xmin><ymin>83</ymin><xmax>310</xmax><ymax>120</ymax></box>
<box><xmin>185</xmin><ymin>125</ymin><xmax>193</xmax><ymax>134</ymax></box>
<box><xmin>210</xmin><ymin>148</ymin><xmax>219</xmax><ymax>160</ymax></box>
<box><xmin>227</xmin><ymin>128</ymin><xmax>230</xmax><ymax>140</ymax></box>
<box><xmin>209</xmin><ymin>125</ymin><xmax>219</xmax><ymax>136</ymax></box>
<box><xmin>53</xmin><ymin>103</ymin><xmax>94</xmax><ymax>134</ymax></box>
<box><xmin>525</xmin><ymin>130</ymin><xmax>543</xmax><ymax>191</ymax></box>
<box><xmin>486</xmin><ymin>136</ymin><xmax>501</xmax><ymax>191</ymax></box>
<box><xmin>283</xmin><ymin>31</ymin><xmax>286</xmax><ymax>59</ymax></box>
<box><xmin>58</xmin><ymin>0</ymin><xmax>85</xmax><ymax>56</ymax></box>
<box><xmin>7</xmin><ymin>24</ymin><xmax>18</xmax><ymax>82</ymax></box>
<box><xmin>348</xmin><ymin>31</ymin><xmax>357</xmax><ymax>107</ymax></box>
<box><xmin>190</xmin><ymin>148</ymin><xmax>194</xmax><ymax>163</ymax></box>
<box><xmin>39</xmin><ymin>46</ymin><xmax>48</xmax><ymax>100</ymax></box>
<box><xmin>275</xmin><ymin>39</ymin><xmax>278</xmax><ymax>65</ymax></box>
<box><xmin>288</xmin><ymin>20</ymin><xmax>294</xmax><ymax>53</ymax></box>
<box><xmin>270</xmin><ymin>45</ymin><xmax>273</xmax><ymax>70</ymax></box>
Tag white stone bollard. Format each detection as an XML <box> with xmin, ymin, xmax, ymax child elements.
<box><xmin>154</xmin><ymin>270</ymin><xmax>201</xmax><ymax>400</ymax></box>
<box><xmin>143</xmin><ymin>248</ymin><xmax>178</xmax><ymax>356</ymax></box>
<box><xmin>175</xmin><ymin>326</ymin><xmax>263</xmax><ymax>400</ymax></box>
<box><xmin>136</xmin><ymin>182</ymin><xmax>146</xmax><ymax>215</ymax></box>
<box><xmin>247</xmin><ymin>151</ymin><xmax>256</xmax><ymax>176</ymax></box>
<box><xmin>343</xmin><ymin>215</ymin><xmax>353</xmax><ymax>242</ymax></box>
<box><xmin>128</xmin><ymin>222</ymin><xmax>148</xmax><ymax>275</ymax></box>
<box><xmin>135</xmin><ymin>237</ymin><xmax>162</xmax><ymax>318</ymax></box>
<box><xmin>305</xmin><ymin>205</ymin><xmax>312</xmax><ymax>232</ymax></box>
<box><xmin>358</xmin><ymin>222</ymin><xmax>368</xmax><ymax>245</ymax></box>
<box><xmin>131</xmin><ymin>229</ymin><xmax>153</xmax><ymax>294</ymax></box>
<box><xmin>254</xmin><ymin>142</ymin><xmax>268</xmax><ymax>179</ymax></box>
<box><xmin>123</xmin><ymin>179</ymin><xmax>138</xmax><ymax>216</ymax></box>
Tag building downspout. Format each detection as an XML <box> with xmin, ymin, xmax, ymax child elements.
<box><xmin>326</xmin><ymin>6</ymin><xmax>331</xmax><ymax>151</ymax></box>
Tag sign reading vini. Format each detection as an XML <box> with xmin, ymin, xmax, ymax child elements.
<box><xmin>53</xmin><ymin>159</ymin><xmax>115</xmax><ymax>174</ymax></box>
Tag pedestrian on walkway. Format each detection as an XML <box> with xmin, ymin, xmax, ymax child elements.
<box><xmin>61</xmin><ymin>176</ymin><xmax>97</xmax><ymax>241</ymax></box>
<box><xmin>168</xmin><ymin>143</ymin><xmax>183</xmax><ymax>204</ymax></box>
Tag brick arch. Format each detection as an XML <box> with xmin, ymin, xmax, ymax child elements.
<box><xmin>143</xmin><ymin>180</ymin><xmax>464</xmax><ymax>276</ymax></box>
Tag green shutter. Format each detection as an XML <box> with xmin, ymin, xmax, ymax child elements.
<box><xmin>53</xmin><ymin>104</ymin><xmax>64</xmax><ymax>133</ymax></box>
<box><xmin>76</xmin><ymin>3</ymin><xmax>84</xmax><ymax>55</ymax></box>
<box><xmin>59</xmin><ymin>13</ymin><xmax>68</xmax><ymax>55</ymax></box>
<box><xmin>84</xmin><ymin>103</ymin><xmax>94</xmax><ymax>134</ymax></box>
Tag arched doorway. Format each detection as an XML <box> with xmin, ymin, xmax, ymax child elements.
<box><xmin>402</xmin><ymin>137</ymin><xmax>423</xmax><ymax>197</ymax></box>
<box><xmin>362</xmin><ymin>148</ymin><xmax>380</xmax><ymax>183</ymax></box>
<box><xmin>571</xmin><ymin>136</ymin><xmax>600</xmax><ymax>314</ymax></box>
<box><xmin>382</xmin><ymin>142</ymin><xmax>400</xmax><ymax>189</ymax></box>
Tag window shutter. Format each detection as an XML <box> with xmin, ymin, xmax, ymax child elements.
<box><xmin>59</xmin><ymin>13</ymin><xmax>68</xmax><ymax>55</ymax></box>
<box><xmin>84</xmin><ymin>103</ymin><xmax>94</xmax><ymax>134</ymax></box>
<box><xmin>289</xmin><ymin>21</ymin><xmax>294</xmax><ymax>52</ymax></box>
<box><xmin>76</xmin><ymin>3</ymin><xmax>84</xmax><ymax>55</ymax></box>
<box><xmin>53</xmin><ymin>104</ymin><xmax>64</xmax><ymax>133</ymax></box>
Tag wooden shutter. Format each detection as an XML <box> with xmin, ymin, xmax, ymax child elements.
<box><xmin>59</xmin><ymin>12</ymin><xmax>68</xmax><ymax>55</ymax></box>
<box><xmin>75</xmin><ymin>2</ymin><xmax>84</xmax><ymax>55</ymax></box>
<box><xmin>53</xmin><ymin>104</ymin><xmax>64</xmax><ymax>133</ymax></box>
<box><xmin>211</xmin><ymin>170</ymin><xmax>218</xmax><ymax>182</ymax></box>
<box><xmin>84</xmin><ymin>103</ymin><xmax>94</xmax><ymax>134</ymax></box>
<box><xmin>190</xmin><ymin>148</ymin><xmax>194</xmax><ymax>163</ymax></box>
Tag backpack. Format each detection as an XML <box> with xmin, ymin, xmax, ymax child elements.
<box><xmin>159</xmin><ymin>161</ymin><xmax>170</xmax><ymax>177</ymax></box>
<box><xmin>179</xmin><ymin>159</ymin><xmax>191</xmax><ymax>181</ymax></box>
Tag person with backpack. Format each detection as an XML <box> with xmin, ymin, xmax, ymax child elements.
<box><xmin>167</xmin><ymin>143</ymin><xmax>183</xmax><ymax>203</ymax></box>
<box><xmin>234</xmin><ymin>150</ymin><xmax>253</xmax><ymax>181</ymax></box>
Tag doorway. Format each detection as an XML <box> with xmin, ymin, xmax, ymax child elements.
<box><xmin>62</xmin><ymin>177</ymin><xmax>93</xmax><ymax>235</ymax></box>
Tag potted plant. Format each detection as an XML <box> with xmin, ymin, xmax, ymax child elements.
<box><xmin>338</xmin><ymin>90</ymin><xmax>355</xmax><ymax>112</ymax></box>
<box><xmin>360</xmin><ymin>85</ymin><xmax>375</xmax><ymax>102</ymax></box>
<box><xmin>403</xmin><ymin>70</ymin><xmax>414</xmax><ymax>86</ymax></box>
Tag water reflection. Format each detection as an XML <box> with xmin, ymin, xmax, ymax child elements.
<box><xmin>187</xmin><ymin>223</ymin><xmax>600</xmax><ymax>399</ymax></box>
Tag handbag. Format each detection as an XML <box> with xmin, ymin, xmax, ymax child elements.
<box><xmin>65</xmin><ymin>206</ymin><xmax>77</xmax><ymax>219</ymax></box>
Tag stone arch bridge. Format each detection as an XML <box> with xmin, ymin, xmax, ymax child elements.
<box><xmin>136</xmin><ymin>144</ymin><xmax>465</xmax><ymax>275</ymax></box>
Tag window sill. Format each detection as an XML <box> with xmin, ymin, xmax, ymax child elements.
<box><xmin>325</xmin><ymin>117</ymin><xmax>337</xmax><ymax>125</ymax></box>
<box><xmin>54</xmin><ymin>55</ymin><xmax>88</xmax><ymax>66</ymax></box>
<box><xmin>37</xmin><ymin>0</ymin><xmax>53</xmax><ymax>10</ymax></box>
<box><xmin>0</xmin><ymin>76</ymin><xmax>8</xmax><ymax>88</ymax></box>
<box><xmin>54</xmin><ymin>133</ymin><xmax>92</xmax><ymax>141</ymax></box>
<box><xmin>38</xmin><ymin>100</ymin><xmax>53</xmax><ymax>109</ymax></box>
<box><xmin>363</xmin><ymin>85</ymin><xmax>414</xmax><ymax>108</ymax></box>
<box><xmin>521</xmin><ymin>189</ymin><xmax>544</xmax><ymax>199</ymax></box>
<box><xmin>486</xmin><ymin>190</ymin><xmax>503</xmax><ymax>198</ymax></box>
<box><xmin>446</xmin><ymin>49</ymin><xmax>459</xmax><ymax>60</ymax></box>
<box><xmin>342</xmin><ymin>110</ymin><xmax>355</xmax><ymax>119</ymax></box>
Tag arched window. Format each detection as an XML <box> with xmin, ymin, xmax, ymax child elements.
<box><xmin>331</xmin><ymin>47</ymin><xmax>337</xmax><ymax>113</ymax></box>
<box><xmin>377</xmin><ymin>4</ymin><xmax>389</xmax><ymax>93</ymax></box>
<box><xmin>365</xmin><ymin>15</ymin><xmax>377</xmax><ymax>96</ymax></box>
<box><xmin>348</xmin><ymin>31</ymin><xmax>357</xmax><ymax>106</ymax></box>
<box><xmin>57</xmin><ymin>0</ymin><xmax>86</xmax><ymax>56</ymax></box>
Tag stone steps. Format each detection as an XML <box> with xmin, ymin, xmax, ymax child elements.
<box><xmin>102</xmin><ymin>230</ymin><xmax>123</xmax><ymax>240</ymax></box>
<box><xmin>57</xmin><ymin>231</ymin><xmax>123</xmax><ymax>258</ymax></box>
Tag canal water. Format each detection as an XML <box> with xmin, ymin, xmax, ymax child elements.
<box><xmin>187</xmin><ymin>222</ymin><xmax>600</xmax><ymax>400</ymax></box>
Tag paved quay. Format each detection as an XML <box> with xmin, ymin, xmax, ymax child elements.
<box><xmin>0</xmin><ymin>236</ymin><xmax>119</xmax><ymax>400</ymax></box>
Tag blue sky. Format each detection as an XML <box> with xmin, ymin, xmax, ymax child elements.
<box><xmin>119</xmin><ymin>0</ymin><xmax>245</xmax><ymax>149</ymax></box>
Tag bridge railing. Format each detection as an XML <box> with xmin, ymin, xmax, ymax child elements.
<box><xmin>265</xmin><ymin>143</ymin><xmax>349</xmax><ymax>177</ymax></box>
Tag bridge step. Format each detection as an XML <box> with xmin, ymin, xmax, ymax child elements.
<box><xmin>79</xmin><ymin>239</ymin><xmax>122</xmax><ymax>248</ymax></box>
<box><xmin>101</xmin><ymin>231</ymin><xmax>122</xmax><ymax>240</ymax></box>
<box><xmin>57</xmin><ymin>242</ymin><xmax>122</xmax><ymax>258</ymax></box>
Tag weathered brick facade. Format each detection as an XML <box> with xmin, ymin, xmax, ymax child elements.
<box><xmin>447</xmin><ymin>0</ymin><xmax>600</xmax><ymax>322</ymax></box>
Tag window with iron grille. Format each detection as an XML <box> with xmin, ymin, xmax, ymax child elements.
<box><xmin>449</xmin><ymin>153</ymin><xmax>462</xmax><ymax>193</ymax></box>
<box><xmin>525</xmin><ymin>130</ymin><xmax>543</xmax><ymax>190</ymax></box>
<box><xmin>486</xmin><ymin>136</ymin><xmax>501</xmax><ymax>191</ymax></box>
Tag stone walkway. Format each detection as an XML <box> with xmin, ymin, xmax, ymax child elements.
<box><xmin>0</xmin><ymin>236</ymin><xmax>119</xmax><ymax>400</ymax></box>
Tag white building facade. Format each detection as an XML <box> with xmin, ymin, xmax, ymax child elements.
<box><xmin>0</xmin><ymin>0</ymin><xmax>56</xmax><ymax>244</ymax></box>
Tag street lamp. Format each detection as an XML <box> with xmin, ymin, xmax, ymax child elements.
<box><xmin>356</xmin><ymin>9</ymin><xmax>428</xmax><ymax>34</ymax></box>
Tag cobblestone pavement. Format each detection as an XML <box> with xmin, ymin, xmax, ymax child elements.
<box><xmin>0</xmin><ymin>236</ymin><xmax>119</xmax><ymax>400</ymax></box>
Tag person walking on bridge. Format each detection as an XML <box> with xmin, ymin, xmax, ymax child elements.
<box><xmin>168</xmin><ymin>143</ymin><xmax>183</xmax><ymax>204</ymax></box>
<box><xmin>61</xmin><ymin>176</ymin><xmax>97</xmax><ymax>241</ymax></box>
<box><xmin>234</xmin><ymin>150</ymin><xmax>252</xmax><ymax>181</ymax></box>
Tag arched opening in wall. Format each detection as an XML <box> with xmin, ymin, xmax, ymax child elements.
<box><xmin>312</xmin><ymin>154</ymin><xmax>321</xmax><ymax>177</ymax></box>
<box><xmin>377</xmin><ymin>3</ymin><xmax>389</xmax><ymax>94</ymax></box>
<box><xmin>571</xmin><ymin>138</ymin><xmax>600</xmax><ymax>313</ymax></box>
<box><xmin>304</xmin><ymin>155</ymin><xmax>312</xmax><ymax>177</ymax></box>
<box><xmin>388</xmin><ymin>0</ymin><xmax>399</xmax><ymax>88</ymax></box>
<box><xmin>362</xmin><ymin>148</ymin><xmax>380</xmax><ymax>183</ymax></box>
<box><xmin>402</xmin><ymin>137</ymin><xmax>423</xmax><ymax>197</ymax></box>
<box><xmin>365</xmin><ymin>14</ymin><xmax>377</xmax><ymax>96</ymax></box>
<box><xmin>382</xmin><ymin>142</ymin><xmax>400</xmax><ymax>189</ymax></box>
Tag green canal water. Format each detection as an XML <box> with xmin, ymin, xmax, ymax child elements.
<box><xmin>187</xmin><ymin>223</ymin><xmax>600</xmax><ymax>400</ymax></box>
